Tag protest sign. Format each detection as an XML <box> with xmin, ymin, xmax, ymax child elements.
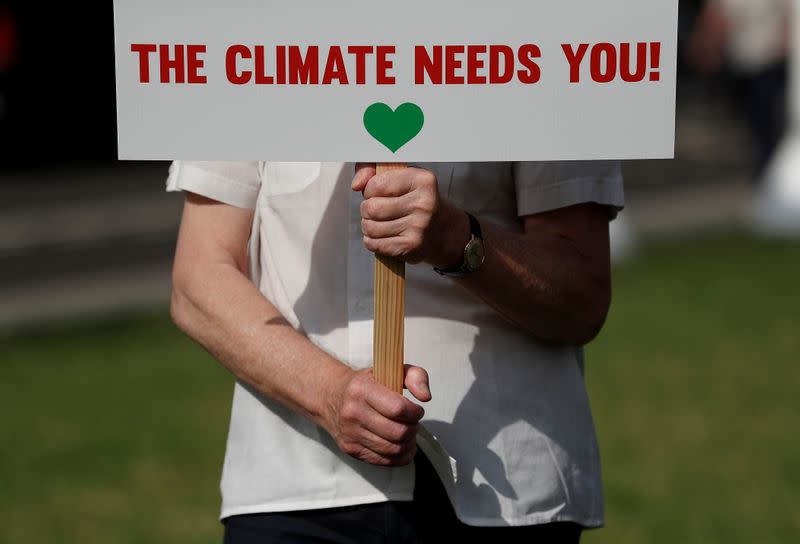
<box><xmin>114</xmin><ymin>0</ymin><xmax>678</xmax><ymax>162</ymax></box>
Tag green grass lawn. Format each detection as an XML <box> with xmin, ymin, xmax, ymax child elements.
<box><xmin>1</xmin><ymin>231</ymin><xmax>798</xmax><ymax>543</ymax></box>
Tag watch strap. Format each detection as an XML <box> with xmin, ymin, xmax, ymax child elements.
<box><xmin>434</xmin><ymin>212</ymin><xmax>483</xmax><ymax>276</ymax></box>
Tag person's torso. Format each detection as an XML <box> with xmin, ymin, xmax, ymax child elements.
<box><xmin>220</xmin><ymin>162</ymin><xmax>604</xmax><ymax>526</ymax></box>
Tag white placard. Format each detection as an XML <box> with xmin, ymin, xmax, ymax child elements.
<box><xmin>113</xmin><ymin>0</ymin><xmax>678</xmax><ymax>162</ymax></box>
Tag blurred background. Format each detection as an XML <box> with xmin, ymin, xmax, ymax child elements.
<box><xmin>1</xmin><ymin>1</ymin><xmax>798</xmax><ymax>542</ymax></box>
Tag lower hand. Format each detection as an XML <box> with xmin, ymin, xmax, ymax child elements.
<box><xmin>323</xmin><ymin>364</ymin><xmax>431</xmax><ymax>466</ymax></box>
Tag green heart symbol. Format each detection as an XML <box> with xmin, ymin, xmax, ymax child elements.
<box><xmin>363</xmin><ymin>102</ymin><xmax>424</xmax><ymax>153</ymax></box>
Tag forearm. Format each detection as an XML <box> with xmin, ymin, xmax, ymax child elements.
<box><xmin>436</xmin><ymin>202</ymin><xmax>610</xmax><ymax>345</ymax></box>
<box><xmin>170</xmin><ymin>260</ymin><xmax>351</xmax><ymax>428</ymax></box>
<box><xmin>171</xmin><ymin>189</ymin><xmax>430</xmax><ymax>467</ymax></box>
<box><xmin>353</xmin><ymin>164</ymin><xmax>611</xmax><ymax>345</ymax></box>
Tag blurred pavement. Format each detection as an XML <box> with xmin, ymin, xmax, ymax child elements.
<box><xmin>0</xmin><ymin>162</ymin><xmax>180</xmax><ymax>329</ymax></box>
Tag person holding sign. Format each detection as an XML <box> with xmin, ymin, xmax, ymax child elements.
<box><xmin>167</xmin><ymin>159</ymin><xmax>623</xmax><ymax>542</ymax></box>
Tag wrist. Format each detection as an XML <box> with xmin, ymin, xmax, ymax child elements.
<box><xmin>310</xmin><ymin>358</ymin><xmax>355</xmax><ymax>432</ymax></box>
<box><xmin>428</xmin><ymin>202</ymin><xmax>470</xmax><ymax>269</ymax></box>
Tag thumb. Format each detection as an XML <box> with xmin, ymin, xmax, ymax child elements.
<box><xmin>403</xmin><ymin>364</ymin><xmax>432</xmax><ymax>403</ymax></box>
<box><xmin>352</xmin><ymin>163</ymin><xmax>377</xmax><ymax>192</ymax></box>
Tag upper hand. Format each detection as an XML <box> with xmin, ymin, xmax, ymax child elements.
<box><xmin>322</xmin><ymin>364</ymin><xmax>432</xmax><ymax>466</ymax></box>
<box><xmin>352</xmin><ymin>163</ymin><xmax>467</xmax><ymax>267</ymax></box>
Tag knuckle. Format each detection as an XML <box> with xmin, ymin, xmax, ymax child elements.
<box><xmin>375</xmin><ymin>456</ymin><xmax>393</xmax><ymax>467</ymax></box>
<box><xmin>361</xmin><ymin>219</ymin><xmax>373</xmax><ymax>237</ymax></box>
<box><xmin>407</xmin><ymin>403</ymin><xmax>423</xmax><ymax>422</ymax></box>
<box><xmin>401</xmin><ymin>423</ymin><xmax>419</xmax><ymax>442</ymax></box>
<box><xmin>385</xmin><ymin>423</ymin><xmax>406</xmax><ymax>443</ymax></box>
<box><xmin>415</xmin><ymin>197</ymin><xmax>435</xmax><ymax>216</ymax></box>
<box><xmin>388</xmin><ymin>446</ymin><xmax>416</xmax><ymax>466</ymax></box>
<box><xmin>360</xmin><ymin>199</ymin><xmax>376</xmax><ymax>218</ymax></box>
<box><xmin>384</xmin><ymin>242</ymin><xmax>404</xmax><ymax>259</ymax></box>
<box><xmin>363</xmin><ymin>236</ymin><xmax>378</xmax><ymax>252</ymax></box>
<box><xmin>375</xmin><ymin>175</ymin><xmax>390</xmax><ymax>194</ymax></box>
<box><xmin>401</xmin><ymin>444</ymin><xmax>418</xmax><ymax>464</ymax></box>
<box><xmin>386</xmin><ymin>399</ymin><xmax>406</xmax><ymax>419</ymax></box>
<box><xmin>412</xmin><ymin>215</ymin><xmax>431</xmax><ymax>232</ymax></box>
<box><xmin>342</xmin><ymin>441</ymin><xmax>360</xmax><ymax>457</ymax></box>
<box><xmin>416</xmin><ymin>170</ymin><xmax>435</xmax><ymax>188</ymax></box>
<box><xmin>391</xmin><ymin>424</ymin><xmax>414</xmax><ymax>443</ymax></box>
<box><xmin>409</xmin><ymin>232</ymin><xmax>424</xmax><ymax>248</ymax></box>
<box><xmin>348</xmin><ymin>374</ymin><xmax>369</xmax><ymax>396</ymax></box>
<box><xmin>339</xmin><ymin>401</ymin><xmax>359</xmax><ymax>423</ymax></box>
<box><xmin>383</xmin><ymin>441</ymin><xmax>404</xmax><ymax>457</ymax></box>
<box><xmin>361</xmin><ymin>180</ymin><xmax>373</xmax><ymax>199</ymax></box>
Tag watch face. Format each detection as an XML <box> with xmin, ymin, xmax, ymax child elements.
<box><xmin>464</xmin><ymin>238</ymin><xmax>486</xmax><ymax>271</ymax></box>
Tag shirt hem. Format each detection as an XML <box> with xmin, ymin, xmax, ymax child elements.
<box><xmin>220</xmin><ymin>493</ymin><xmax>414</xmax><ymax>521</ymax></box>
<box><xmin>221</xmin><ymin>497</ymin><xmax>603</xmax><ymax>530</ymax></box>
<box><xmin>454</xmin><ymin>513</ymin><xmax>604</xmax><ymax>529</ymax></box>
<box><xmin>166</xmin><ymin>162</ymin><xmax>260</xmax><ymax>209</ymax></box>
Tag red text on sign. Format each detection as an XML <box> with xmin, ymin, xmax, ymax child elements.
<box><xmin>130</xmin><ymin>44</ymin><xmax>207</xmax><ymax>84</ymax></box>
<box><xmin>414</xmin><ymin>44</ymin><xmax>541</xmax><ymax>85</ymax></box>
<box><xmin>225</xmin><ymin>45</ymin><xmax>396</xmax><ymax>85</ymax></box>
<box><xmin>561</xmin><ymin>42</ymin><xmax>661</xmax><ymax>83</ymax></box>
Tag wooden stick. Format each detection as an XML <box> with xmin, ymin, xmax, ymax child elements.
<box><xmin>373</xmin><ymin>163</ymin><xmax>406</xmax><ymax>393</ymax></box>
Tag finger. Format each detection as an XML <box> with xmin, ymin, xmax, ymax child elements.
<box><xmin>352</xmin><ymin>163</ymin><xmax>376</xmax><ymax>192</ymax></box>
<box><xmin>362</xmin><ymin>171</ymin><xmax>414</xmax><ymax>199</ymax></box>
<box><xmin>362</xmin><ymin>234</ymin><xmax>425</xmax><ymax>263</ymax></box>
<box><xmin>363</xmin><ymin>385</ymin><xmax>425</xmax><ymax>424</ymax></box>
<box><xmin>362</xmin><ymin>236</ymin><xmax>402</xmax><ymax>259</ymax></box>
<box><xmin>367</xmin><ymin>442</ymin><xmax>418</xmax><ymax>467</ymax></box>
<box><xmin>361</xmin><ymin>217</ymin><xmax>408</xmax><ymax>239</ymax></box>
<box><xmin>341</xmin><ymin>441</ymin><xmax>394</xmax><ymax>466</ymax></box>
<box><xmin>380</xmin><ymin>442</ymin><xmax>417</xmax><ymax>467</ymax></box>
<box><xmin>404</xmin><ymin>364</ymin><xmax>432</xmax><ymax>403</ymax></box>
<box><xmin>394</xmin><ymin>442</ymin><xmax>418</xmax><ymax>466</ymax></box>
<box><xmin>354</xmin><ymin>442</ymin><xmax>417</xmax><ymax>467</ymax></box>
<box><xmin>353</xmin><ymin>402</ymin><xmax>417</xmax><ymax>443</ymax></box>
<box><xmin>360</xmin><ymin>194</ymin><xmax>415</xmax><ymax>221</ymax></box>
<box><xmin>358</xmin><ymin>426</ymin><xmax>417</xmax><ymax>458</ymax></box>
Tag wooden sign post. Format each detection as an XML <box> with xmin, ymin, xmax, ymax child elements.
<box><xmin>372</xmin><ymin>163</ymin><xmax>406</xmax><ymax>393</ymax></box>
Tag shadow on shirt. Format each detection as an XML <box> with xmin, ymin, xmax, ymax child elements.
<box><xmin>252</xmin><ymin>163</ymin><xmax>579</xmax><ymax>523</ymax></box>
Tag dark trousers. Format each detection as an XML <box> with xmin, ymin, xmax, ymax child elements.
<box><xmin>223</xmin><ymin>452</ymin><xmax>583</xmax><ymax>543</ymax></box>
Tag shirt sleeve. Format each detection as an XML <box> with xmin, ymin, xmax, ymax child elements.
<box><xmin>165</xmin><ymin>161</ymin><xmax>262</xmax><ymax>210</ymax></box>
<box><xmin>513</xmin><ymin>160</ymin><xmax>625</xmax><ymax>219</ymax></box>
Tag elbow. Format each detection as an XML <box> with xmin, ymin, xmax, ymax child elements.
<box><xmin>570</xmin><ymin>285</ymin><xmax>611</xmax><ymax>346</ymax></box>
<box><xmin>169</xmin><ymin>287</ymin><xmax>187</xmax><ymax>332</ymax></box>
<box><xmin>169</xmin><ymin>266</ymin><xmax>194</xmax><ymax>335</ymax></box>
<box><xmin>518</xmin><ymin>285</ymin><xmax>611</xmax><ymax>346</ymax></box>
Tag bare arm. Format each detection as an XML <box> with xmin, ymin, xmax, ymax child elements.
<box><xmin>170</xmin><ymin>192</ymin><xmax>430</xmax><ymax>466</ymax></box>
<box><xmin>448</xmin><ymin>201</ymin><xmax>611</xmax><ymax>345</ymax></box>
<box><xmin>354</xmin><ymin>165</ymin><xmax>612</xmax><ymax>345</ymax></box>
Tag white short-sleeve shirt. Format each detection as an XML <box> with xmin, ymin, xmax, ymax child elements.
<box><xmin>166</xmin><ymin>161</ymin><xmax>624</xmax><ymax>527</ymax></box>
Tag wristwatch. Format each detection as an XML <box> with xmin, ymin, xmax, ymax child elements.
<box><xmin>434</xmin><ymin>212</ymin><xmax>485</xmax><ymax>276</ymax></box>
